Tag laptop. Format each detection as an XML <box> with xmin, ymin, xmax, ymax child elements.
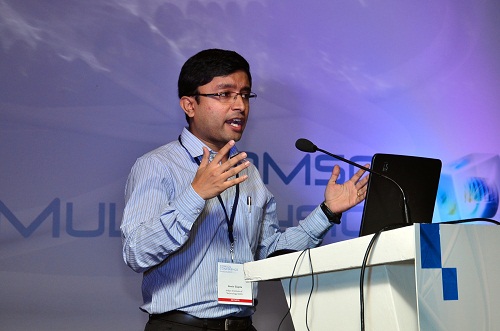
<box><xmin>358</xmin><ymin>153</ymin><xmax>442</xmax><ymax>236</ymax></box>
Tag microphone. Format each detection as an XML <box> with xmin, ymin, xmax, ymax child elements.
<box><xmin>295</xmin><ymin>138</ymin><xmax>411</xmax><ymax>225</ymax></box>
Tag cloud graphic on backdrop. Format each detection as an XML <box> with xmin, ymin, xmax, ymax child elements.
<box><xmin>0</xmin><ymin>0</ymin><xmax>480</xmax><ymax>105</ymax></box>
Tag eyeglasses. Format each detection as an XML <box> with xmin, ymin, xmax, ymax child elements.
<box><xmin>193</xmin><ymin>91</ymin><xmax>257</xmax><ymax>104</ymax></box>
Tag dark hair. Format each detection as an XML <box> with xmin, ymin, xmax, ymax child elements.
<box><xmin>178</xmin><ymin>49</ymin><xmax>252</xmax><ymax>99</ymax></box>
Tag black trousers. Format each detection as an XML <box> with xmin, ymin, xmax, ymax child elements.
<box><xmin>144</xmin><ymin>314</ymin><xmax>257</xmax><ymax>331</ymax></box>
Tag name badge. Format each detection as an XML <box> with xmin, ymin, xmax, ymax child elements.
<box><xmin>217</xmin><ymin>262</ymin><xmax>253</xmax><ymax>306</ymax></box>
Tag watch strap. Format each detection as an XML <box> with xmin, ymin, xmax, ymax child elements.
<box><xmin>320</xmin><ymin>201</ymin><xmax>342</xmax><ymax>224</ymax></box>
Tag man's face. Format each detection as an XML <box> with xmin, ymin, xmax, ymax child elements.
<box><xmin>182</xmin><ymin>70</ymin><xmax>251</xmax><ymax>152</ymax></box>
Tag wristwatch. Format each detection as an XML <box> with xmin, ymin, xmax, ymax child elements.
<box><xmin>320</xmin><ymin>201</ymin><xmax>342</xmax><ymax>224</ymax></box>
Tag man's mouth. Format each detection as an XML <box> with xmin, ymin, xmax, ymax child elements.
<box><xmin>226</xmin><ymin>118</ymin><xmax>244</xmax><ymax>127</ymax></box>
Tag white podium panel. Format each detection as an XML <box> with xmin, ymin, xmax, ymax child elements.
<box><xmin>244</xmin><ymin>224</ymin><xmax>500</xmax><ymax>331</ymax></box>
<box><xmin>280</xmin><ymin>263</ymin><xmax>417</xmax><ymax>330</ymax></box>
<box><xmin>415</xmin><ymin>224</ymin><xmax>500</xmax><ymax>330</ymax></box>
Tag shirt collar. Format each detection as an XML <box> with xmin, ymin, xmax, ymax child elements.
<box><xmin>180</xmin><ymin>127</ymin><xmax>240</xmax><ymax>160</ymax></box>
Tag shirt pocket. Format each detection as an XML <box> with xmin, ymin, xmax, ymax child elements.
<box><xmin>240</xmin><ymin>203</ymin><xmax>264</xmax><ymax>253</ymax></box>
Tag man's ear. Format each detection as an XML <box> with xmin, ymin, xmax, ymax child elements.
<box><xmin>180</xmin><ymin>96</ymin><xmax>196</xmax><ymax>119</ymax></box>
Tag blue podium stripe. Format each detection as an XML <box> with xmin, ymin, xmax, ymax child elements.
<box><xmin>442</xmin><ymin>268</ymin><xmax>459</xmax><ymax>300</ymax></box>
<box><xmin>419</xmin><ymin>224</ymin><xmax>459</xmax><ymax>301</ymax></box>
<box><xmin>420</xmin><ymin>223</ymin><xmax>442</xmax><ymax>268</ymax></box>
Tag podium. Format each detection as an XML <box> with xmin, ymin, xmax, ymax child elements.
<box><xmin>244</xmin><ymin>224</ymin><xmax>500</xmax><ymax>330</ymax></box>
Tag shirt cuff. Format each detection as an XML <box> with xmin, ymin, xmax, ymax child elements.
<box><xmin>303</xmin><ymin>205</ymin><xmax>334</xmax><ymax>238</ymax></box>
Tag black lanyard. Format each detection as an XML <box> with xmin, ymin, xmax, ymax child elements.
<box><xmin>178</xmin><ymin>136</ymin><xmax>239</xmax><ymax>260</ymax></box>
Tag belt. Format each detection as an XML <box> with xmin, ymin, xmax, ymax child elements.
<box><xmin>149</xmin><ymin>310</ymin><xmax>253</xmax><ymax>330</ymax></box>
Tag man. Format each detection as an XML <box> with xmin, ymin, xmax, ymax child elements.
<box><xmin>121</xmin><ymin>49</ymin><xmax>369</xmax><ymax>331</ymax></box>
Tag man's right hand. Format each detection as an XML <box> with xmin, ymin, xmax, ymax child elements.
<box><xmin>191</xmin><ymin>140</ymin><xmax>250</xmax><ymax>200</ymax></box>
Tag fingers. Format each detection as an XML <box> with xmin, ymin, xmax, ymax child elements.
<box><xmin>350</xmin><ymin>164</ymin><xmax>370</xmax><ymax>204</ymax></box>
<box><xmin>192</xmin><ymin>141</ymin><xmax>251</xmax><ymax>200</ymax></box>
<box><xmin>220</xmin><ymin>155</ymin><xmax>250</xmax><ymax>179</ymax></box>
<box><xmin>356</xmin><ymin>179</ymin><xmax>369</xmax><ymax>198</ymax></box>
<box><xmin>327</xmin><ymin>165</ymin><xmax>341</xmax><ymax>186</ymax></box>
<box><xmin>211</xmin><ymin>140</ymin><xmax>236</xmax><ymax>165</ymax></box>
<box><xmin>355</xmin><ymin>173</ymin><xmax>369</xmax><ymax>193</ymax></box>
<box><xmin>201</xmin><ymin>157</ymin><xmax>249</xmax><ymax>199</ymax></box>
<box><xmin>199</xmin><ymin>147</ymin><xmax>211</xmax><ymax>167</ymax></box>
<box><xmin>351</xmin><ymin>164</ymin><xmax>369</xmax><ymax>181</ymax></box>
<box><xmin>355</xmin><ymin>190</ymin><xmax>367</xmax><ymax>203</ymax></box>
<box><xmin>350</xmin><ymin>165</ymin><xmax>369</xmax><ymax>185</ymax></box>
<box><xmin>223</xmin><ymin>171</ymin><xmax>249</xmax><ymax>187</ymax></box>
<box><xmin>206</xmin><ymin>140</ymin><xmax>249</xmax><ymax>173</ymax></box>
<box><xmin>354</xmin><ymin>165</ymin><xmax>370</xmax><ymax>201</ymax></box>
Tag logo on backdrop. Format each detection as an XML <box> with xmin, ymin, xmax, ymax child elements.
<box><xmin>0</xmin><ymin>199</ymin><xmax>120</xmax><ymax>238</ymax></box>
<box><xmin>436</xmin><ymin>153</ymin><xmax>500</xmax><ymax>222</ymax></box>
<box><xmin>1</xmin><ymin>153</ymin><xmax>499</xmax><ymax>239</ymax></box>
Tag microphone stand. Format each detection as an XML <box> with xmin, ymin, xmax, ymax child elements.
<box><xmin>299</xmin><ymin>140</ymin><xmax>411</xmax><ymax>225</ymax></box>
<box><xmin>296</xmin><ymin>138</ymin><xmax>412</xmax><ymax>331</ymax></box>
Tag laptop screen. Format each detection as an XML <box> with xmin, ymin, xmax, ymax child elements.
<box><xmin>358</xmin><ymin>153</ymin><xmax>442</xmax><ymax>236</ymax></box>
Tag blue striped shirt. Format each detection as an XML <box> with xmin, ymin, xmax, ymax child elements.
<box><xmin>121</xmin><ymin>128</ymin><xmax>333</xmax><ymax>317</ymax></box>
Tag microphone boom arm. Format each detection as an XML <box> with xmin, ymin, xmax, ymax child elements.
<box><xmin>296</xmin><ymin>139</ymin><xmax>411</xmax><ymax>224</ymax></box>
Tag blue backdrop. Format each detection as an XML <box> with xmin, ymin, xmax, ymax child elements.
<box><xmin>1</xmin><ymin>0</ymin><xmax>499</xmax><ymax>329</ymax></box>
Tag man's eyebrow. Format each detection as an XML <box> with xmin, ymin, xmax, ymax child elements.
<box><xmin>215</xmin><ymin>83</ymin><xmax>251</xmax><ymax>91</ymax></box>
<box><xmin>216</xmin><ymin>83</ymin><xmax>236</xmax><ymax>89</ymax></box>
